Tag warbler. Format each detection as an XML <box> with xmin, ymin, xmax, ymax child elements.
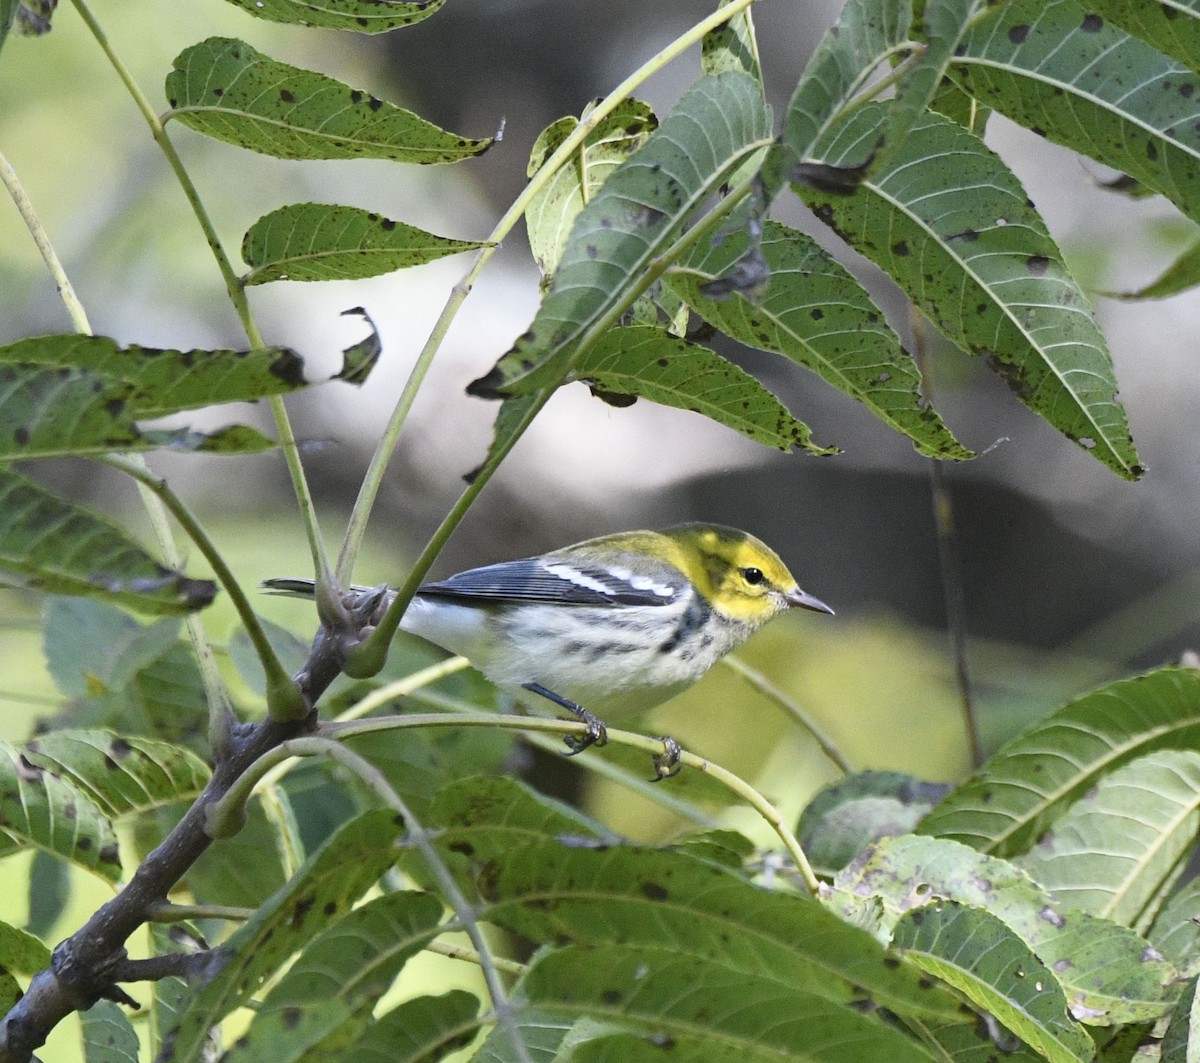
<box><xmin>266</xmin><ymin>524</ymin><xmax>832</xmax><ymax>776</ymax></box>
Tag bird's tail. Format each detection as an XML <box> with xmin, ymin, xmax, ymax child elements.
<box><xmin>261</xmin><ymin>577</ymin><xmax>392</xmax><ymax>601</ymax></box>
<box><xmin>260</xmin><ymin>577</ymin><xmax>319</xmax><ymax>599</ymax></box>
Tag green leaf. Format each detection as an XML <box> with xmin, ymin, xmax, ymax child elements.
<box><xmin>219</xmin><ymin>0</ymin><xmax>445</xmax><ymax>33</ymax></box>
<box><xmin>702</xmin><ymin>0</ymin><xmax>763</xmax><ymax>83</ymax></box>
<box><xmin>241</xmin><ymin>202</ymin><xmax>484</xmax><ymax>284</ymax></box>
<box><xmin>256</xmin><ymin>890</ymin><xmax>442</xmax><ymax>1016</ymax></box>
<box><xmin>0</xmin><ymin>969</ymin><xmax>19</xmax><ymax>1017</ymax></box>
<box><xmin>525</xmin><ymin>101</ymin><xmax>658</xmax><ymax>285</ymax></box>
<box><xmin>574</xmin><ymin>325</ymin><xmax>835</xmax><ymax>454</ymax></box>
<box><xmin>1149</xmin><ymin>874</ymin><xmax>1200</xmax><ymax>976</ymax></box>
<box><xmin>1104</xmin><ymin>237</ymin><xmax>1200</xmax><ymax>301</ymax></box>
<box><xmin>952</xmin><ymin>0</ymin><xmax>1200</xmax><ymax>226</ymax></box>
<box><xmin>423</xmin><ymin>775</ymin><xmax>616</xmax><ymax>862</ymax></box>
<box><xmin>185</xmin><ymin>795</ymin><xmax>290</xmax><ymax>908</ymax></box>
<box><xmin>1162</xmin><ymin>975</ymin><xmax>1200</xmax><ymax>1063</ymax></box>
<box><xmin>473</xmin><ymin>840</ymin><xmax>962</xmax><ymax>1021</ymax></box>
<box><xmin>828</xmin><ymin>833</ymin><xmax>1177</xmax><ymax>1025</ymax></box>
<box><xmin>0</xmin><ymin>471</ymin><xmax>215</xmax><ymax>614</ymax></box>
<box><xmin>44</xmin><ymin>600</ymin><xmax>180</xmax><ymax>698</ymax></box>
<box><xmin>471</xmin><ymin>1007</ymin><xmax>573</xmax><ymax>1063</ymax></box>
<box><xmin>20</xmin><ymin>730</ymin><xmax>210</xmax><ymax>819</ymax></box>
<box><xmin>0</xmin><ymin>0</ymin><xmax>15</xmax><ymax>52</ymax></box>
<box><xmin>165</xmin><ymin>809</ymin><xmax>405</xmax><ymax>1063</ymax></box>
<box><xmin>165</xmin><ymin>38</ymin><xmax>491</xmax><ymax>162</ymax></box>
<box><xmin>871</xmin><ymin>0</ymin><xmax>993</xmax><ymax>178</ymax></box>
<box><xmin>906</xmin><ymin>1014</ymin><xmax>1048</xmax><ymax>1063</ymax></box>
<box><xmin>0</xmin><ymin>737</ymin><xmax>121</xmax><ymax>881</ymax></box>
<box><xmin>468</xmin><ymin>71</ymin><xmax>772</xmax><ymax>398</ymax></box>
<box><xmin>149</xmin><ymin>923</ymin><xmax>203</xmax><ymax>1060</ymax></box>
<box><xmin>0</xmin><ymin>334</ymin><xmax>306</xmax><ymax>416</ymax></box>
<box><xmin>25</xmin><ymin>850</ymin><xmax>70</xmax><ymax>939</ymax></box>
<box><xmin>669</xmin><ymin>218</ymin><xmax>972</xmax><ymax>459</ymax></box>
<box><xmin>919</xmin><ymin>668</ymin><xmax>1200</xmax><ymax>855</ymax></box>
<box><xmin>517</xmin><ymin>943</ymin><xmax>939</xmax><ymax>1063</ymax></box>
<box><xmin>894</xmin><ymin>902</ymin><xmax>1095</xmax><ymax>1063</ymax></box>
<box><xmin>0</xmin><ymin>918</ymin><xmax>51</xmax><ymax>974</ymax></box>
<box><xmin>1081</xmin><ymin>0</ymin><xmax>1200</xmax><ymax>76</ymax></box>
<box><xmin>81</xmin><ymin>1000</ymin><xmax>140</xmax><ymax>1063</ymax></box>
<box><xmin>0</xmin><ymin>472</ymin><xmax>214</xmax><ymax>614</ymax></box>
<box><xmin>1017</xmin><ymin>750</ymin><xmax>1200</xmax><ymax>929</ymax></box>
<box><xmin>0</xmin><ymin>363</ymin><xmax>273</xmax><ymax>459</ymax></box>
<box><xmin>775</xmin><ymin>0</ymin><xmax>909</xmax><ymax>169</ymax></box>
<box><xmin>795</xmin><ymin>101</ymin><xmax>1141</xmax><ymax>479</ymax></box>
<box><xmin>798</xmin><ymin>771</ymin><xmax>952</xmax><ymax>875</ymax></box>
<box><xmin>338</xmin><ymin>991</ymin><xmax>481</xmax><ymax>1063</ymax></box>
<box><xmin>228</xmin><ymin>892</ymin><xmax>444</xmax><ymax>1061</ymax></box>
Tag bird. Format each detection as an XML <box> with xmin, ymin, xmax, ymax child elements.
<box><xmin>265</xmin><ymin>523</ymin><xmax>832</xmax><ymax>777</ymax></box>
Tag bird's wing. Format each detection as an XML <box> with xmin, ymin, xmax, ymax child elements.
<box><xmin>417</xmin><ymin>556</ymin><xmax>684</xmax><ymax>608</ymax></box>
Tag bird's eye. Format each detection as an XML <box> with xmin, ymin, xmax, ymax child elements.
<box><xmin>742</xmin><ymin>567</ymin><xmax>765</xmax><ymax>586</ymax></box>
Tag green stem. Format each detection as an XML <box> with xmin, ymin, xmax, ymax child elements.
<box><xmin>101</xmin><ymin>455</ymin><xmax>306</xmax><ymax>721</ymax></box>
<box><xmin>70</xmin><ymin>0</ymin><xmax>334</xmax><ymax>587</ymax></box>
<box><xmin>910</xmin><ymin>309</ymin><xmax>980</xmax><ymax>767</ymax></box>
<box><xmin>209</xmin><ymin>736</ymin><xmax>534</xmax><ymax>1063</ymax></box>
<box><xmin>147</xmin><ymin>902</ymin><xmax>254</xmax><ymax>923</ymax></box>
<box><xmin>335</xmin><ymin>0</ymin><xmax>760</xmax><ymax>584</ymax></box>
<box><xmin>0</xmin><ymin>150</ymin><xmax>91</xmax><ymax>334</ymax></box>
<box><xmin>323</xmin><ymin>713</ymin><xmax>821</xmax><ymax>894</ymax></box>
<box><xmin>425</xmin><ymin>939</ymin><xmax>526</xmax><ymax>978</ymax></box>
<box><xmin>720</xmin><ymin>655</ymin><xmax>853</xmax><ymax>775</ymax></box>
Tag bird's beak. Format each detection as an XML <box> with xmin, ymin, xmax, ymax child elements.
<box><xmin>786</xmin><ymin>586</ymin><xmax>834</xmax><ymax>615</ymax></box>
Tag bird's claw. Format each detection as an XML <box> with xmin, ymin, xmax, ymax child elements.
<box><xmin>562</xmin><ymin>710</ymin><xmax>608</xmax><ymax>755</ymax></box>
<box><xmin>651</xmin><ymin>736</ymin><xmax>682</xmax><ymax>781</ymax></box>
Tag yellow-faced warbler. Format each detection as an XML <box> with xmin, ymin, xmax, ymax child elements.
<box><xmin>266</xmin><ymin>523</ymin><xmax>832</xmax><ymax>777</ymax></box>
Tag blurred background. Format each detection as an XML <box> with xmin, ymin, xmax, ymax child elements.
<box><xmin>2</xmin><ymin>0</ymin><xmax>1200</xmax><ymax>870</ymax></box>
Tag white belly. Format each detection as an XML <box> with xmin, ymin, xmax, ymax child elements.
<box><xmin>400</xmin><ymin>595</ymin><xmax>734</xmax><ymax>717</ymax></box>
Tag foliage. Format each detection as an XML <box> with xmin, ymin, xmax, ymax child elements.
<box><xmin>2</xmin><ymin>0</ymin><xmax>1200</xmax><ymax>1061</ymax></box>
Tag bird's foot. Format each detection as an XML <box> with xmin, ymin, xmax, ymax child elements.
<box><xmin>651</xmin><ymin>736</ymin><xmax>682</xmax><ymax>781</ymax></box>
<box><xmin>562</xmin><ymin>708</ymin><xmax>608</xmax><ymax>755</ymax></box>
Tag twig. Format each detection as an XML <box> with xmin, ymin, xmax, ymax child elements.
<box><xmin>909</xmin><ymin>308</ymin><xmax>982</xmax><ymax>767</ymax></box>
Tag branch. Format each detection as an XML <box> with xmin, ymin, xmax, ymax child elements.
<box><xmin>0</xmin><ymin>589</ymin><xmax>386</xmax><ymax>1062</ymax></box>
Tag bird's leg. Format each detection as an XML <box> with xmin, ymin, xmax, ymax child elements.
<box><xmin>521</xmin><ymin>682</ymin><xmax>607</xmax><ymax>754</ymax></box>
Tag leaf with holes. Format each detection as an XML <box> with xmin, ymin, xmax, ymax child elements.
<box><xmin>795</xmin><ymin>100</ymin><xmax>1140</xmax><ymax>478</ymax></box>
<box><xmin>525</xmin><ymin>100</ymin><xmax>658</xmax><ymax>285</ymax></box>
<box><xmin>1081</xmin><ymin>0</ymin><xmax>1200</xmax><ymax>76</ymax></box>
<box><xmin>952</xmin><ymin>0</ymin><xmax>1200</xmax><ymax>226</ymax></box>
<box><xmin>894</xmin><ymin>902</ymin><xmax>1094</xmax><ymax>1063</ymax></box>
<box><xmin>1017</xmin><ymin>749</ymin><xmax>1200</xmax><ymax>930</ymax></box>
<box><xmin>220</xmin><ymin>0</ymin><xmax>445</xmax><ymax>34</ymax></box>
<box><xmin>828</xmin><ymin>834</ymin><xmax>1176</xmax><ymax>1025</ymax></box>
<box><xmin>0</xmin><ymin>364</ymin><xmax>273</xmax><ymax>459</ymax></box>
<box><xmin>0</xmin><ymin>334</ymin><xmax>307</xmax><ymax>417</ymax></box>
<box><xmin>0</xmin><ymin>738</ymin><xmax>121</xmax><ymax>881</ymax></box>
<box><xmin>669</xmin><ymin>218</ymin><xmax>971</xmax><ymax>459</ymax></box>
<box><xmin>0</xmin><ymin>470</ymin><xmax>215</xmax><ymax>614</ymax></box>
<box><xmin>574</xmin><ymin>325</ymin><xmax>835</xmax><ymax>455</ymax></box>
<box><xmin>242</xmin><ymin>202</ymin><xmax>484</xmax><ymax>284</ymax></box>
<box><xmin>165</xmin><ymin>37</ymin><xmax>491</xmax><ymax>162</ymax></box>
<box><xmin>20</xmin><ymin>730</ymin><xmax>210</xmax><ymax>819</ymax></box>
